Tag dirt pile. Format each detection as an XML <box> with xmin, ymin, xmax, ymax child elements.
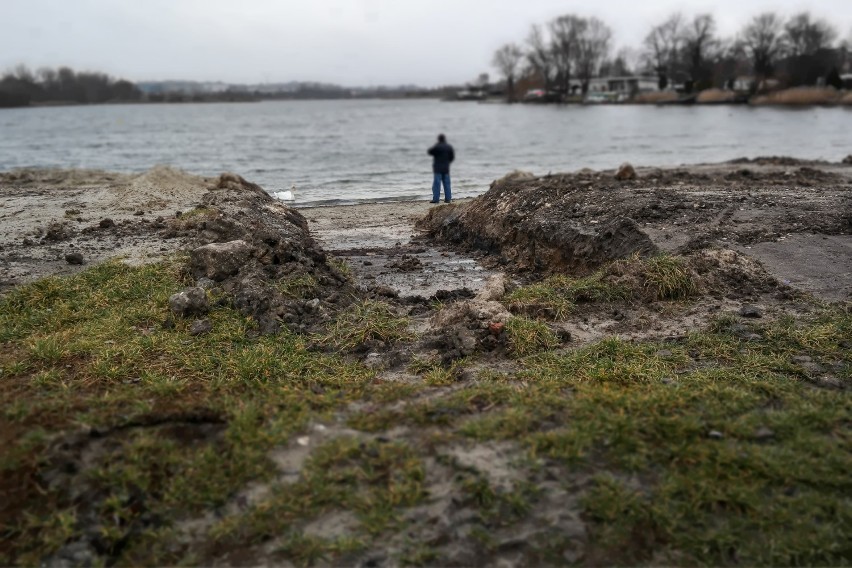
<box><xmin>0</xmin><ymin>167</ymin><xmax>212</xmax><ymax>290</ymax></box>
<box><xmin>417</xmin><ymin>174</ymin><xmax>658</xmax><ymax>274</ymax></box>
<box><xmin>167</xmin><ymin>173</ymin><xmax>358</xmax><ymax>334</ymax></box>
<box><xmin>418</xmin><ymin>162</ymin><xmax>852</xmax><ymax>277</ymax></box>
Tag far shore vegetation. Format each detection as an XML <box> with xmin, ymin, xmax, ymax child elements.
<box><xmin>3</xmin><ymin>9</ymin><xmax>851</xmax><ymax>109</ymax></box>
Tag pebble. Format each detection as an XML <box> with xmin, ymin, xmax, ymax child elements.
<box><xmin>708</xmin><ymin>430</ymin><xmax>724</xmax><ymax>440</ymax></box>
<box><xmin>754</xmin><ymin>426</ymin><xmax>775</xmax><ymax>441</ymax></box>
<box><xmin>99</xmin><ymin>218</ymin><xmax>115</xmax><ymax>228</ymax></box>
<box><xmin>189</xmin><ymin>319</ymin><xmax>212</xmax><ymax>336</ymax></box>
<box><xmin>791</xmin><ymin>355</ymin><xmax>812</xmax><ymax>364</ymax></box>
<box><xmin>64</xmin><ymin>251</ymin><xmax>84</xmax><ymax>265</ymax></box>
<box><xmin>738</xmin><ymin>304</ymin><xmax>762</xmax><ymax>318</ymax></box>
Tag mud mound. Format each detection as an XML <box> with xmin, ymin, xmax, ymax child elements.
<box><xmin>418</xmin><ymin>162</ymin><xmax>851</xmax><ymax>277</ymax></box>
<box><xmin>83</xmin><ymin>166</ymin><xmax>211</xmax><ymax>214</ymax></box>
<box><xmin>728</xmin><ymin>156</ymin><xmax>829</xmax><ymax>166</ymax></box>
<box><xmin>417</xmin><ymin>174</ymin><xmax>657</xmax><ymax>274</ymax></box>
<box><xmin>168</xmin><ymin>173</ymin><xmax>358</xmax><ymax>334</ymax></box>
<box><xmin>688</xmin><ymin>248</ymin><xmax>780</xmax><ymax>299</ymax></box>
<box><xmin>424</xmin><ymin>276</ymin><xmax>512</xmax><ymax>363</ymax></box>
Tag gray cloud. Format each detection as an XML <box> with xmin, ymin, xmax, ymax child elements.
<box><xmin>3</xmin><ymin>0</ymin><xmax>850</xmax><ymax>85</ymax></box>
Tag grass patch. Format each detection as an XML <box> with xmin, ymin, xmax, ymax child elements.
<box><xmin>0</xmin><ymin>258</ymin><xmax>378</xmax><ymax>565</ymax></box>
<box><xmin>505</xmin><ymin>272</ymin><xmax>627</xmax><ymax>319</ymax></box>
<box><xmin>2</xmin><ymin>255</ymin><xmax>849</xmax><ymax>566</ymax></box>
<box><xmin>276</xmin><ymin>273</ymin><xmax>319</xmax><ymax>299</ymax></box>
<box><xmin>459</xmin><ymin>309</ymin><xmax>852</xmax><ymax>565</ymax></box>
<box><xmin>639</xmin><ymin>254</ymin><xmax>697</xmax><ymax>300</ymax></box>
<box><xmin>320</xmin><ymin>300</ymin><xmax>412</xmax><ymax>351</ymax></box>
<box><xmin>327</xmin><ymin>256</ymin><xmax>353</xmax><ymax>281</ymax></box>
<box><xmin>505</xmin><ymin>316</ymin><xmax>560</xmax><ymax>357</ymax></box>
<box><xmin>212</xmin><ymin>437</ymin><xmax>425</xmax><ymax>555</ymax></box>
<box><xmin>504</xmin><ymin>254</ymin><xmax>696</xmax><ymax>321</ymax></box>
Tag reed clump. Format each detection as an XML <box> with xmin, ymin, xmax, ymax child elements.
<box><xmin>696</xmin><ymin>88</ymin><xmax>737</xmax><ymax>103</ymax></box>
<box><xmin>632</xmin><ymin>91</ymin><xmax>679</xmax><ymax>104</ymax></box>
<box><xmin>751</xmin><ymin>86</ymin><xmax>843</xmax><ymax>105</ymax></box>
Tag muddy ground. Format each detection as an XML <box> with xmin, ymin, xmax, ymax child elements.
<box><xmin>1</xmin><ymin>159</ymin><xmax>851</xmax><ymax>566</ymax></box>
<box><xmin>2</xmin><ymin>159</ymin><xmax>850</xmax><ymax>396</ymax></box>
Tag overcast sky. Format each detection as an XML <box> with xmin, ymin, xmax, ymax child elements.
<box><xmin>3</xmin><ymin>0</ymin><xmax>851</xmax><ymax>86</ymax></box>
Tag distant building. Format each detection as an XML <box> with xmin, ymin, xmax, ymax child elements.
<box><xmin>586</xmin><ymin>76</ymin><xmax>658</xmax><ymax>96</ymax></box>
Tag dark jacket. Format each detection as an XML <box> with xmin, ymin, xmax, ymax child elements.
<box><xmin>428</xmin><ymin>142</ymin><xmax>455</xmax><ymax>174</ymax></box>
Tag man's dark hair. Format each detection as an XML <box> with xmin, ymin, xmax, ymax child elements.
<box><xmin>438</xmin><ymin>134</ymin><xmax>446</xmax><ymax>143</ymax></box>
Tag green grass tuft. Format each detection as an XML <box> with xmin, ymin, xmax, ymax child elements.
<box><xmin>505</xmin><ymin>316</ymin><xmax>560</xmax><ymax>357</ymax></box>
<box><xmin>641</xmin><ymin>254</ymin><xmax>697</xmax><ymax>300</ymax></box>
<box><xmin>505</xmin><ymin>273</ymin><xmax>628</xmax><ymax>320</ymax></box>
<box><xmin>320</xmin><ymin>300</ymin><xmax>413</xmax><ymax>351</ymax></box>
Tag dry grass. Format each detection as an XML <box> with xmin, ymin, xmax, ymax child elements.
<box><xmin>751</xmin><ymin>86</ymin><xmax>842</xmax><ymax>106</ymax></box>
<box><xmin>632</xmin><ymin>91</ymin><xmax>679</xmax><ymax>104</ymax></box>
<box><xmin>696</xmin><ymin>88</ymin><xmax>737</xmax><ymax>103</ymax></box>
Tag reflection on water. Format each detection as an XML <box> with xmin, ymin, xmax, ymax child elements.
<box><xmin>1</xmin><ymin>100</ymin><xmax>849</xmax><ymax>205</ymax></box>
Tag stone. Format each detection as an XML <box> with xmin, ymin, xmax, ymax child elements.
<box><xmin>364</xmin><ymin>352</ymin><xmax>383</xmax><ymax>370</ymax></box>
<box><xmin>708</xmin><ymin>430</ymin><xmax>724</xmax><ymax>440</ymax></box>
<box><xmin>99</xmin><ymin>218</ymin><xmax>115</xmax><ymax>228</ymax></box>
<box><xmin>799</xmin><ymin>362</ymin><xmax>824</xmax><ymax>375</ymax></box>
<box><xmin>754</xmin><ymin>426</ymin><xmax>775</xmax><ymax>441</ymax></box>
<box><xmin>614</xmin><ymin>162</ymin><xmax>637</xmax><ymax>180</ymax></box>
<box><xmin>189</xmin><ymin>319</ymin><xmax>212</xmax><ymax>336</ymax></box>
<box><xmin>45</xmin><ymin>221</ymin><xmax>71</xmax><ymax>241</ymax></box>
<box><xmin>489</xmin><ymin>321</ymin><xmax>505</xmax><ymax>336</ymax></box>
<box><xmin>196</xmin><ymin>277</ymin><xmax>216</xmax><ymax>289</ymax></box>
<box><xmin>791</xmin><ymin>355</ymin><xmax>812</xmax><ymax>364</ymax></box>
<box><xmin>64</xmin><ymin>252</ymin><xmax>84</xmax><ymax>265</ymax></box>
<box><xmin>168</xmin><ymin>287</ymin><xmax>209</xmax><ymax>317</ymax></box>
<box><xmin>190</xmin><ymin>239</ymin><xmax>253</xmax><ymax>281</ymax></box>
<box><xmin>738</xmin><ymin>304</ymin><xmax>762</xmax><ymax>318</ymax></box>
<box><xmin>655</xmin><ymin>349</ymin><xmax>673</xmax><ymax>358</ymax></box>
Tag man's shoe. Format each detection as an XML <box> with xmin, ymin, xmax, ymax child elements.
<box><xmin>444</xmin><ymin>200</ymin><xmax>451</xmax><ymax>203</ymax></box>
<box><xmin>429</xmin><ymin>200</ymin><xmax>439</xmax><ymax>204</ymax></box>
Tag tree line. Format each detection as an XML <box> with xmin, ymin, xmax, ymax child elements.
<box><xmin>492</xmin><ymin>10</ymin><xmax>849</xmax><ymax>101</ymax></box>
<box><xmin>0</xmin><ymin>65</ymin><xmax>141</xmax><ymax>107</ymax></box>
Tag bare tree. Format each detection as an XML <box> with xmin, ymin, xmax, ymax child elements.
<box><xmin>574</xmin><ymin>17</ymin><xmax>613</xmax><ymax>93</ymax></box>
<box><xmin>643</xmin><ymin>13</ymin><xmax>684</xmax><ymax>90</ymax></box>
<box><xmin>682</xmin><ymin>14</ymin><xmax>719</xmax><ymax>90</ymax></box>
<box><xmin>599</xmin><ymin>47</ymin><xmax>635</xmax><ymax>77</ymax></box>
<box><xmin>13</xmin><ymin>64</ymin><xmax>36</xmax><ymax>84</ymax></box>
<box><xmin>492</xmin><ymin>43</ymin><xmax>524</xmax><ymax>102</ymax></box>
<box><xmin>525</xmin><ymin>24</ymin><xmax>556</xmax><ymax>91</ymax></box>
<box><xmin>740</xmin><ymin>12</ymin><xmax>787</xmax><ymax>78</ymax></box>
<box><xmin>784</xmin><ymin>12</ymin><xmax>837</xmax><ymax>56</ymax></box>
<box><xmin>549</xmin><ymin>14</ymin><xmax>585</xmax><ymax>96</ymax></box>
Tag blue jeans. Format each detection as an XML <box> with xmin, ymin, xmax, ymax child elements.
<box><xmin>432</xmin><ymin>172</ymin><xmax>451</xmax><ymax>202</ymax></box>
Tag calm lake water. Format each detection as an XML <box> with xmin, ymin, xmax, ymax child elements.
<box><xmin>1</xmin><ymin>99</ymin><xmax>850</xmax><ymax>205</ymax></box>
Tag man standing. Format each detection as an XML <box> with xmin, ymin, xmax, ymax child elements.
<box><xmin>428</xmin><ymin>134</ymin><xmax>454</xmax><ymax>203</ymax></box>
